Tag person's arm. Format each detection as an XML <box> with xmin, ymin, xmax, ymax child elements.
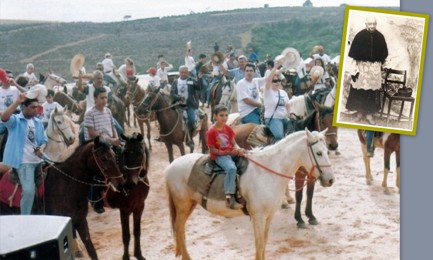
<box><xmin>9</xmin><ymin>79</ymin><xmax>27</xmax><ymax>93</ymax></box>
<box><xmin>77</xmin><ymin>71</ymin><xmax>84</xmax><ymax>92</ymax></box>
<box><xmin>1</xmin><ymin>92</ymin><xmax>26</xmax><ymax>122</ymax></box>
<box><xmin>242</xmin><ymin>97</ymin><xmax>262</xmax><ymax>108</ymax></box>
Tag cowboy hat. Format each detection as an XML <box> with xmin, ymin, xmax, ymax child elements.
<box><xmin>211</xmin><ymin>52</ymin><xmax>225</xmax><ymax>66</ymax></box>
<box><xmin>279</xmin><ymin>47</ymin><xmax>301</xmax><ymax>69</ymax></box>
<box><xmin>310</xmin><ymin>65</ymin><xmax>324</xmax><ymax>82</ymax></box>
<box><xmin>25</xmin><ymin>84</ymin><xmax>48</xmax><ymax>103</ymax></box>
<box><xmin>70</xmin><ymin>54</ymin><xmax>85</xmax><ymax>77</ymax></box>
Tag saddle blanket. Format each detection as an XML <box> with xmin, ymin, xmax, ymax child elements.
<box><xmin>0</xmin><ymin>170</ymin><xmax>45</xmax><ymax>208</ymax></box>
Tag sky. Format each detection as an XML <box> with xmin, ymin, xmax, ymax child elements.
<box><xmin>0</xmin><ymin>0</ymin><xmax>399</xmax><ymax>23</ymax></box>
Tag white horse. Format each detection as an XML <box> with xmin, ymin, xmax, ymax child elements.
<box><xmin>44</xmin><ymin>106</ymin><xmax>79</xmax><ymax>162</ymax></box>
<box><xmin>165</xmin><ymin>129</ymin><xmax>334</xmax><ymax>260</ymax></box>
<box><xmin>43</xmin><ymin>73</ymin><xmax>67</xmax><ymax>90</ymax></box>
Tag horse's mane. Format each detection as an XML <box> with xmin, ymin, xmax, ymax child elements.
<box><xmin>251</xmin><ymin>130</ymin><xmax>307</xmax><ymax>154</ymax></box>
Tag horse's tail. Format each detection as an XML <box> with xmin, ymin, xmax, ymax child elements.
<box><xmin>166</xmin><ymin>181</ymin><xmax>177</xmax><ymax>237</ymax></box>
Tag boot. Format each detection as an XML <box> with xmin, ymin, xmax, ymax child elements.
<box><xmin>226</xmin><ymin>194</ymin><xmax>243</xmax><ymax>209</ymax></box>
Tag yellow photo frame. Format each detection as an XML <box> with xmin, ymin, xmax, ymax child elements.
<box><xmin>333</xmin><ymin>6</ymin><xmax>429</xmax><ymax>135</ymax></box>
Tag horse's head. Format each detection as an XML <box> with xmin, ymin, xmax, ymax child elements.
<box><xmin>314</xmin><ymin>102</ymin><xmax>338</xmax><ymax>151</ymax></box>
<box><xmin>92</xmin><ymin>136</ymin><xmax>125</xmax><ymax>191</ymax></box>
<box><xmin>47</xmin><ymin>106</ymin><xmax>76</xmax><ymax>146</ymax></box>
<box><xmin>305</xmin><ymin>129</ymin><xmax>334</xmax><ymax>187</ymax></box>
<box><xmin>44</xmin><ymin>73</ymin><xmax>67</xmax><ymax>89</ymax></box>
<box><xmin>119</xmin><ymin>132</ymin><xmax>148</xmax><ymax>185</ymax></box>
<box><xmin>126</xmin><ymin>77</ymin><xmax>140</xmax><ymax>103</ymax></box>
<box><xmin>137</xmin><ymin>88</ymin><xmax>165</xmax><ymax>116</ymax></box>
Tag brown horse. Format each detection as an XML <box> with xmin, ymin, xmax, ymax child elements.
<box><xmin>234</xmin><ymin>105</ymin><xmax>338</xmax><ymax>228</ymax></box>
<box><xmin>105</xmin><ymin>133</ymin><xmax>150</xmax><ymax>260</ymax></box>
<box><xmin>126</xmin><ymin>77</ymin><xmax>152</xmax><ymax>150</ymax></box>
<box><xmin>43</xmin><ymin>136</ymin><xmax>125</xmax><ymax>260</ymax></box>
<box><xmin>209</xmin><ymin>75</ymin><xmax>236</xmax><ymax>117</ymax></box>
<box><xmin>137</xmin><ymin>88</ymin><xmax>208</xmax><ymax>162</ymax></box>
<box><xmin>53</xmin><ymin>91</ymin><xmax>84</xmax><ymax>118</ymax></box>
<box><xmin>357</xmin><ymin>130</ymin><xmax>400</xmax><ymax>194</ymax></box>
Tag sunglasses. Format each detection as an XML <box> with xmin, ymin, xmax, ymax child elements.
<box><xmin>272</xmin><ymin>79</ymin><xmax>281</xmax><ymax>83</ymax></box>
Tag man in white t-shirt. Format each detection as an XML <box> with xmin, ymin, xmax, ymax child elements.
<box><xmin>170</xmin><ymin>65</ymin><xmax>200</xmax><ymax>149</ymax></box>
<box><xmin>41</xmin><ymin>89</ymin><xmax>62</xmax><ymax>128</ymax></box>
<box><xmin>236</xmin><ymin>63</ymin><xmax>264</xmax><ymax>124</ymax></box>
<box><xmin>185</xmin><ymin>49</ymin><xmax>196</xmax><ymax>79</ymax></box>
<box><xmin>0</xmin><ymin>69</ymin><xmax>26</xmax><ymax>134</ymax></box>
<box><xmin>146</xmin><ymin>67</ymin><xmax>161</xmax><ymax>91</ymax></box>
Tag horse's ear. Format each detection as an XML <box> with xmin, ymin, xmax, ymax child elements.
<box><xmin>120</xmin><ymin>133</ymin><xmax>127</xmax><ymax>141</ymax></box>
<box><xmin>63</xmin><ymin>104</ymin><xmax>68</xmax><ymax>111</ymax></box>
<box><xmin>136</xmin><ymin>133</ymin><xmax>144</xmax><ymax>141</ymax></box>
<box><xmin>305</xmin><ymin>127</ymin><xmax>313</xmax><ymax>139</ymax></box>
<box><xmin>94</xmin><ymin>135</ymin><xmax>101</xmax><ymax>146</ymax></box>
<box><xmin>320</xmin><ymin>128</ymin><xmax>328</xmax><ymax>136</ymax></box>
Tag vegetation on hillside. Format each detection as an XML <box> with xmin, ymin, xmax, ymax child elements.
<box><xmin>1</xmin><ymin>6</ymin><xmax>397</xmax><ymax>82</ymax></box>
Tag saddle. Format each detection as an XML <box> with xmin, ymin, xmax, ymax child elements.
<box><xmin>246</xmin><ymin>125</ymin><xmax>274</xmax><ymax>148</ymax></box>
<box><xmin>187</xmin><ymin>155</ymin><xmax>249</xmax><ymax>214</ymax></box>
<box><xmin>0</xmin><ymin>164</ymin><xmax>46</xmax><ymax>208</ymax></box>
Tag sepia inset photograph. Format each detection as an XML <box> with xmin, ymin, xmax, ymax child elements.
<box><xmin>334</xmin><ymin>6</ymin><xmax>429</xmax><ymax>135</ymax></box>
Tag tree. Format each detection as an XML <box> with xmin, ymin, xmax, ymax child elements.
<box><xmin>303</xmin><ymin>0</ymin><xmax>313</xmax><ymax>7</ymax></box>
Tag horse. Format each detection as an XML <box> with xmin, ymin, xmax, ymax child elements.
<box><xmin>126</xmin><ymin>77</ymin><xmax>152</xmax><ymax>150</ymax></box>
<box><xmin>209</xmin><ymin>75</ymin><xmax>236</xmax><ymax>116</ymax></box>
<box><xmin>137</xmin><ymin>88</ymin><xmax>208</xmax><ymax>162</ymax></box>
<box><xmin>233</xmin><ymin>105</ymin><xmax>337</xmax><ymax>228</ymax></box>
<box><xmin>44</xmin><ymin>106</ymin><xmax>78</xmax><ymax>162</ymax></box>
<box><xmin>43</xmin><ymin>136</ymin><xmax>126</xmax><ymax>260</ymax></box>
<box><xmin>105</xmin><ymin>132</ymin><xmax>150</xmax><ymax>260</ymax></box>
<box><xmin>357</xmin><ymin>130</ymin><xmax>400</xmax><ymax>194</ymax></box>
<box><xmin>53</xmin><ymin>91</ymin><xmax>84</xmax><ymax>118</ymax></box>
<box><xmin>165</xmin><ymin>129</ymin><xmax>334</xmax><ymax>260</ymax></box>
<box><xmin>288</xmin><ymin>95</ymin><xmax>339</xmax><ymax>154</ymax></box>
<box><xmin>40</xmin><ymin>72</ymin><xmax>67</xmax><ymax>90</ymax></box>
<box><xmin>108</xmin><ymin>92</ymin><xmax>126</xmax><ymax>130</ymax></box>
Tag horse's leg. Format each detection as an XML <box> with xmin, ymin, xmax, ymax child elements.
<box><xmin>74</xmin><ymin>218</ymin><xmax>98</xmax><ymax>260</ymax></box>
<box><xmin>251</xmin><ymin>213</ymin><xmax>268</xmax><ymax>260</ymax></box>
<box><xmin>166</xmin><ymin>143</ymin><xmax>175</xmax><ymax>163</ymax></box>
<box><xmin>295</xmin><ymin>170</ymin><xmax>307</xmax><ymax>228</ymax></box>
<box><xmin>383</xmin><ymin>147</ymin><xmax>392</xmax><ymax>194</ymax></box>
<box><xmin>133</xmin><ymin>205</ymin><xmax>145</xmax><ymax>260</ymax></box>
<box><xmin>120</xmin><ymin>209</ymin><xmax>132</xmax><ymax>260</ymax></box>
<box><xmin>167</xmin><ymin>186</ymin><xmax>196</xmax><ymax>260</ymax></box>
<box><xmin>281</xmin><ymin>184</ymin><xmax>294</xmax><ymax>209</ymax></box>
<box><xmin>305</xmin><ymin>179</ymin><xmax>318</xmax><ymax>225</ymax></box>
<box><xmin>145</xmin><ymin>120</ymin><xmax>152</xmax><ymax>151</ymax></box>
<box><xmin>396</xmin><ymin>150</ymin><xmax>400</xmax><ymax>193</ymax></box>
<box><xmin>361</xmin><ymin>144</ymin><xmax>373</xmax><ymax>185</ymax></box>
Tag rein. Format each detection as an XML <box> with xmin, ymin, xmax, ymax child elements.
<box><xmin>244</xmin><ymin>136</ymin><xmax>332</xmax><ymax>182</ymax></box>
<box><xmin>315</xmin><ymin>111</ymin><xmax>337</xmax><ymax>136</ymax></box>
<box><xmin>47</xmin><ymin>114</ymin><xmax>72</xmax><ymax>145</ymax></box>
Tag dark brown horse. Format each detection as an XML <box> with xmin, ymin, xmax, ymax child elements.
<box><xmin>53</xmin><ymin>91</ymin><xmax>84</xmax><ymax>118</ymax></box>
<box><xmin>126</xmin><ymin>77</ymin><xmax>152</xmax><ymax>150</ymax></box>
<box><xmin>137</xmin><ymin>88</ymin><xmax>208</xmax><ymax>162</ymax></box>
<box><xmin>357</xmin><ymin>130</ymin><xmax>400</xmax><ymax>194</ymax></box>
<box><xmin>43</xmin><ymin>136</ymin><xmax>125</xmax><ymax>260</ymax></box>
<box><xmin>105</xmin><ymin>132</ymin><xmax>150</xmax><ymax>260</ymax></box>
<box><xmin>234</xmin><ymin>105</ymin><xmax>337</xmax><ymax>228</ymax></box>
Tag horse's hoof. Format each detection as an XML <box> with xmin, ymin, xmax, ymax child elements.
<box><xmin>135</xmin><ymin>255</ymin><xmax>146</xmax><ymax>260</ymax></box>
<box><xmin>74</xmin><ymin>250</ymin><xmax>84</xmax><ymax>258</ymax></box>
<box><xmin>297</xmin><ymin>222</ymin><xmax>307</xmax><ymax>229</ymax></box>
<box><xmin>122</xmin><ymin>254</ymin><xmax>130</xmax><ymax>260</ymax></box>
<box><xmin>383</xmin><ymin>188</ymin><xmax>391</xmax><ymax>195</ymax></box>
<box><xmin>335</xmin><ymin>151</ymin><xmax>341</xmax><ymax>156</ymax></box>
<box><xmin>366</xmin><ymin>179</ymin><xmax>372</xmax><ymax>185</ymax></box>
<box><xmin>309</xmin><ymin>219</ymin><xmax>319</xmax><ymax>225</ymax></box>
<box><xmin>286</xmin><ymin>197</ymin><xmax>295</xmax><ymax>204</ymax></box>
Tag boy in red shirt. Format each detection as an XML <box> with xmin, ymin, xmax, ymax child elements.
<box><xmin>206</xmin><ymin>104</ymin><xmax>246</xmax><ymax>209</ymax></box>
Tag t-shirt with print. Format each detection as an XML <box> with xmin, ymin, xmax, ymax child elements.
<box><xmin>236</xmin><ymin>78</ymin><xmax>263</xmax><ymax>118</ymax></box>
<box><xmin>22</xmin><ymin>118</ymin><xmax>42</xmax><ymax>163</ymax></box>
<box><xmin>176</xmin><ymin>78</ymin><xmax>188</xmax><ymax>103</ymax></box>
<box><xmin>206</xmin><ymin>124</ymin><xmax>235</xmax><ymax>160</ymax></box>
<box><xmin>0</xmin><ymin>86</ymin><xmax>20</xmax><ymax>113</ymax></box>
<box><xmin>42</xmin><ymin>101</ymin><xmax>62</xmax><ymax>123</ymax></box>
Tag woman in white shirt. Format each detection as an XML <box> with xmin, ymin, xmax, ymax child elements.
<box><xmin>263</xmin><ymin>61</ymin><xmax>290</xmax><ymax>142</ymax></box>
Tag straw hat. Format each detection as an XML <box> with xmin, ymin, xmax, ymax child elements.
<box><xmin>310</xmin><ymin>66</ymin><xmax>324</xmax><ymax>82</ymax></box>
<box><xmin>70</xmin><ymin>54</ymin><xmax>85</xmax><ymax>77</ymax></box>
<box><xmin>186</xmin><ymin>41</ymin><xmax>192</xmax><ymax>50</ymax></box>
<box><xmin>211</xmin><ymin>52</ymin><xmax>225</xmax><ymax>66</ymax></box>
<box><xmin>278</xmin><ymin>47</ymin><xmax>301</xmax><ymax>69</ymax></box>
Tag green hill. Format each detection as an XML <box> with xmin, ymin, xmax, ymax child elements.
<box><xmin>0</xmin><ymin>6</ymin><xmax>394</xmax><ymax>81</ymax></box>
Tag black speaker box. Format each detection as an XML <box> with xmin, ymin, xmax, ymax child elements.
<box><xmin>0</xmin><ymin>215</ymin><xmax>74</xmax><ymax>260</ymax></box>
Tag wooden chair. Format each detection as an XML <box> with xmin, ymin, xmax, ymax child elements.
<box><xmin>380</xmin><ymin>69</ymin><xmax>415</xmax><ymax>128</ymax></box>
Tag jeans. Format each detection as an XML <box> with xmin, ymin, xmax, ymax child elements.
<box><xmin>0</xmin><ymin>122</ymin><xmax>5</xmax><ymax>135</ymax></box>
<box><xmin>215</xmin><ymin>155</ymin><xmax>237</xmax><ymax>195</ymax></box>
<box><xmin>17</xmin><ymin>163</ymin><xmax>40</xmax><ymax>215</ymax></box>
<box><xmin>241</xmin><ymin>108</ymin><xmax>261</xmax><ymax>125</ymax></box>
<box><xmin>366</xmin><ymin>130</ymin><xmax>375</xmax><ymax>153</ymax></box>
<box><xmin>265</xmin><ymin>117</ymin><xmax>289</xmax><ymax>142</ymax></box>
<box><xmin>103</xmin><ymin>74</ymin><xmax>118</xmax><ymax>92</ymax></box>
<box><xmin>200</xmin><ymin>75</ymin><xmax>209</xmax><ymax>103</ymax></box>
<box><xmin>186</xmin><ymin>107</ymin><xmax>196</xmax><ymax>133</ymax></box>
<box><xmin>206</xmin><ymin>76</ymin><xmax>220</xmax><ymax>104</ymax></box>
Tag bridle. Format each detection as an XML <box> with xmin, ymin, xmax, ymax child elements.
<box><xmin>315</xmin><ymin>110</ymin><xmax>337</xmax><ymax>137</ymax></box>
<box><xmin>47</xmin><ymin>113</ymin><xmax>74</xmax><ymax>146</ymax></box>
